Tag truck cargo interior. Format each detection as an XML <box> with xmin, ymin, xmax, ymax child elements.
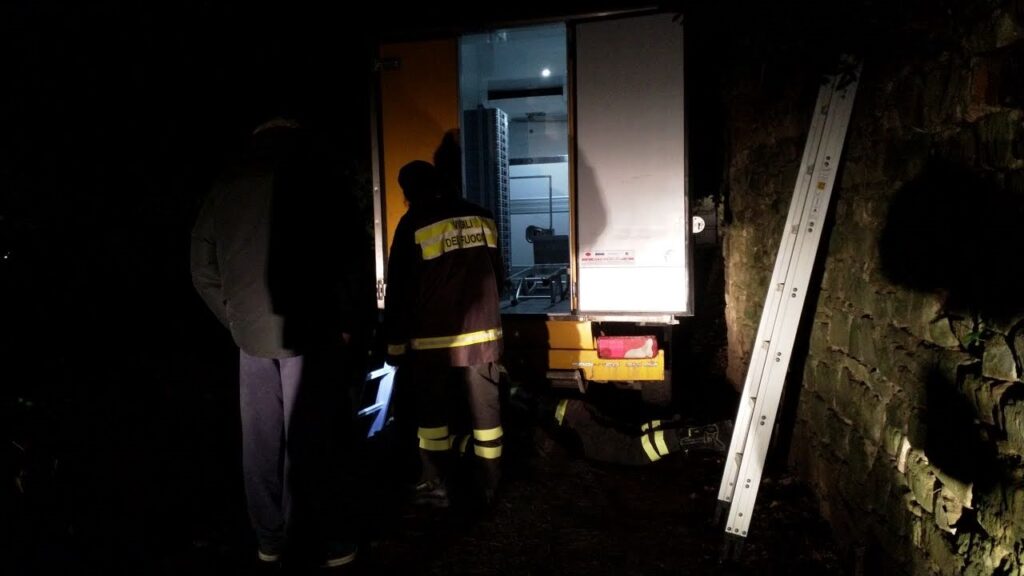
<box><xmin>459</xmin><ymin>24</ymin><xmax>571</xmax><ymax>313</ymax></box>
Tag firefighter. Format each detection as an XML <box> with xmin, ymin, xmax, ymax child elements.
<box><xmin>384</xmin><ymin>160</ymin><xmax>505</xmax><ymax>509</ymax></box>
<box><xmin>533</xmin><ymin>393</ymin><xmax>733</xmax><ymax>466</ymax></box>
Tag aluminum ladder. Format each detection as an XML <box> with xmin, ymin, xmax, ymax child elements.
<box><xmin>716</xmin><ymin>58</ymin><xmax>862</xmax><ymax>558</ymax></box>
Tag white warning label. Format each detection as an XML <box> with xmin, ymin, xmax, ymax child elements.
<box><xmin>579</xmin><ymin>249</ymin><xmax>635</xmax><ymax>267</ymax></box>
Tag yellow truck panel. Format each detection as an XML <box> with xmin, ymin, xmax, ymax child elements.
<box><xmin>546</xmin><ymin>320</ymin><xmax>596</xmax><ymax>350</ymax></box>
<box><xmin>378</xmin><ymin>39</ymin><xmax>459</xmax><ymax>254</ymax></box>
<box><xmin>548</xmin><ymin>349</ymin><xmax>664</xmax><ymax>381</ymax></box>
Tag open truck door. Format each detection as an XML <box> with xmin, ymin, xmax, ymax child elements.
<box><xmin>371</xmin><ymin>11</ymin><xmax>691</xmax><ymax>406</ymax></box>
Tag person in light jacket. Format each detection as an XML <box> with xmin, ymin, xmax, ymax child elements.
<box><xmin>190</xmin><ymin>117</ymin><xmax>373</xmax><ymax>570</ymax></box>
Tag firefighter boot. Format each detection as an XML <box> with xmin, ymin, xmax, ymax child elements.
<box><xmin>677</xmin><ymin>420</ymin><xmax>733</xmax><ymax>453</ymax></box>
<box><xmin>412</xmin><ymin>447</ymin><xmax>452</xmax><ymax>508</ymax></box>
<box><xmin>412</xmin><ymin>477</ymin><xmax>451</xmax><ymax>508</ymax></box>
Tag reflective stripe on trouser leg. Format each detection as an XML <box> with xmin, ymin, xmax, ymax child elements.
<box><xmin>463</xmin><ymin>363</ymin><xmax>502</xmax><ymax>491</ymax></box>
<box><xmin>640</xmin><ymin>430</ymin><xmax>672</xmax><ymax>462</ymax></box>
<box><xmin>414</xmin><ymin>364</ymin><xmax>453</xmax><ymax>483</ymax></box>
<box><xmin>640</xmin><ymin>419</ymin><xmax>662</xmax><ymax>432</ymax></box>
<box><xmin>473</xmin><ymin>426</ymin><xmax>503</xmax><ymax>459</ymax></box>
<box><xmin>418</xmin><ymin>425</ymin><xmax>451</xmax><ymax>451</ymax></box>
<box><xmin>554</xmin><ymin>399</ymin><xmax>569</xmax><ymax>426</ymax></box>
<box><xmin>418</xmin><ymin>425</ymin><xmax>451</xmax><ymax>484</ymax></box>
<box><xmin>456</xmin><ymin>434</ymin><xmax>471</xmax><ymax>455</ymax></box>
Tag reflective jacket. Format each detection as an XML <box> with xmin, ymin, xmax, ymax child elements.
<box><xmin>384</xmin><ymin>196</ymin><xmax>504</xmax><ymax>366</ymax></box>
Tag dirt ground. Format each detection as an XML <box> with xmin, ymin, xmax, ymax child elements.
<box><xmin>361</xmin><ymin>406</ymin><xmax>848</xmax><ymax>576</ymax></box>
<box><xmin>153</xmin><ymin>370</ymin><xmax>848</xmax><ymax>576</ymax></box>
<box><xmin>5</xmin><ymin>250</ymin><xmax>848</xmax><ymax>576</ymax></box>
<box><xmin>5</xmin><ymin>349</ymin><xmax>849</xmax><ymax>576</ymax></box>
<box><xmin>348</xmin><ymin>250</ymin><xmax>846</xmax><ymax>576</ymax></box>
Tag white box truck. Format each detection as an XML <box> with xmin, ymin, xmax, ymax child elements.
<box><xmin>369</xmin><ymin>9</ymin><xmax>692</xmax><ymax>405</ymax></box>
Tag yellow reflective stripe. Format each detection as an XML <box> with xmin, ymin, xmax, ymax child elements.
<box><xmin>474</xmin><ymin>444</ymin><xmax>503</xmax><ymax>459</ymax></box>
<box><xmin>411</xmin><ymin>328</ymin><xmax>502</xmax><ymax>351</ymax></box>
<box><xmin>641</xmin><ymin>419</ymin><xmax>662</xmax><ymax>432</ymax></box>
<box><xmin>258</xmin><ymin>551</ymin><xmax>281</xmax><ymax>563</ymax></box>
<box><xmin>415</xmin><ymin>216</ymin><xmax>499</xmax><ymax>261</ymax></box>
<box><xmin>473</xmin><ymin>426</ymin><xmax>503</xmax><ymax>442</ymax></box>
<box><xmin>323</xmin><ymin>551</ymin><xmax>357</xmax><ymax>568</ymax></box>
<box><xmin>418</xmin><ymin>426</ymin><xmax>449</xmax><ymax>440</ymax></box>
<box><xmin>387</xmin><ymin>343</ymin><xmax>407</xmax><ymax>356</ymax></box>
<box><xmin>654</xmin><ymin>430</ymin><xmax>670</xmax><ymax>456</ymax></box>
<box><xmin>641</xmin><ymin>434</ymin><xmax>661</xmax><ymax>462</ymax></box>
<box><xmin>458</xmin><ymin>435</ymin><xmax>471</xmax><ymax>455</ymax></box>
<box><xmin>419</xmin><ymin>437</ymin><xmax>451</xmax><ymax>451</ymax></box>
<box><xmin>554</xmin><ymin>399</ymin><xmax>568</xmax><ymax>426</ymax></box>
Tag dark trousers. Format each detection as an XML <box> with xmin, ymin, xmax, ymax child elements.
<box><xmin>414</xmin><ymin>361</ymin><xmax>503</xmax><ymax>492</ymax></box>
<box><xmin>239</xmin><ymin>348</ymin><xmax>352</xmax><ymax>557</ymax></box>
<box><xmin>555</xmin><ymin>399</ymin><xmax>681</xmax><ymax>466</ymax></box>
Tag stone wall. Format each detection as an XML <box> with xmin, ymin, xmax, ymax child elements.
<box><xmin>718</xmin><ymin>1</ymin><xmax>1024</xmax><ymax>573</ymax></box>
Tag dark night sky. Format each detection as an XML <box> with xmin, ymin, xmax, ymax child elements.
<box><xmin>3</xmin><ymin>1</ymin><xmax>374</xmax><ymax>339</ymax></box>
<box><xmin>3</xmin><ymin>4</ymin><xmax>384</xmax><ymax>569</ymax></box>
<box><xmin>2</xmin><ymin>1</ymin><xmax>396</xmax><ymax>412</ymax></box>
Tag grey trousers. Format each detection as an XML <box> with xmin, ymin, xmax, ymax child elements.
<box><xmin>239</xmin><ymin>348</ymin><xmax>352</xmax><ymax>557</ymax></box>
<box><xmin>239</xmin><ymin>350</ymin><xmax>303</xmax><ymax>556</ymax></box>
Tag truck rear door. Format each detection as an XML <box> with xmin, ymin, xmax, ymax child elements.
<box><xmin>574</xmin><ymin>14</ymin><xmax>691</xmax><ymax>316</ymax></box>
